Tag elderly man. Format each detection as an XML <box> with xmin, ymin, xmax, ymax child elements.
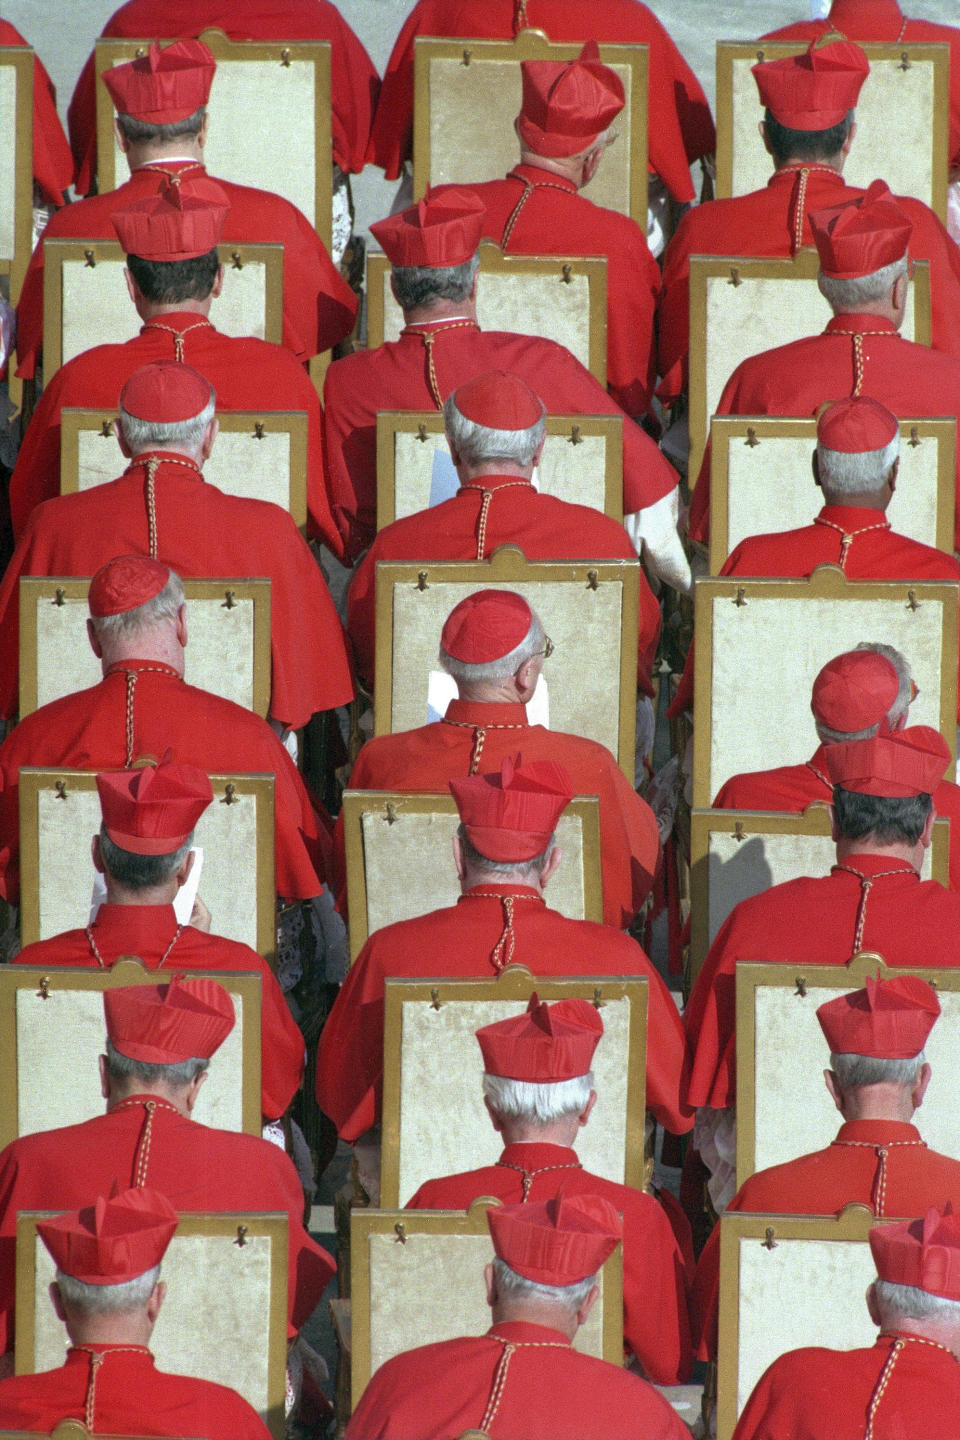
<box><xmin>319</xmin><ymin>756</ymin><xmax>686</xmax><ymax>1141</ymax></box>
<box><xmin>334</xmin><ymin>589</ymin><xmax>660</xmax><ymax>931</ymax></box>
<box><xmin>322</xmin><ymin>190</ymin><xmax>687</xmax><ymax>587</ymax></box>
<box><xmin>0</xmin><ymin>977</ymin><xmax>334</xmax><ymax>1354</ymax></box>
<box><xmin>0</xmin><ymin>361</ymin><xmax>354</xmax><ymax>730</ymax></box>
<box><xmin>0</xmin><ymin>22</ymin><xmax>72</xmax><ymax>209</ymax></box>
<box><xmin>346</xmin><ymin>369</ymin><xmax>659</xmax><ymax>688</ymax></box>
<box><xmin>406</xmin><ymin>995</ymin><xmax>693</xmax><ymax>1384</ymax></box>
<box><xmin>688</xmin><ymin>182</ymin><xmax>960</xmax><ymax>548</ymax></box>
<box><xmin>15</xmin><ymin>40</ymin><xmax>357</xmax><ymax>378</ymax></box>
<box><xmin>346</xmin><ymin>1192</ymin><xmax>690</xmax><ymax>1440</ymax></box>
<box><xmin>0</xmin><ymin>1185</ymin><xmax>269</xmax><ymax>1437</ymax></box>
<box><xmin>10</xmin><ymin>177</ymin><xmax>339</xmax><ymax>551</ymax></box>
<box><xmin>13</xmin><ymin>754</ymin><xmax>305</xmax><ymax>1122</ymax></box>
<box><xmin>0</xmin><ymin>554</ymin><xmax>327</xmax><ymax>904</ymax></box>
<box><xmin>733</xmin><ymin>1205</ymin><xmax>960</xmax><ymax>1438</ymax></box>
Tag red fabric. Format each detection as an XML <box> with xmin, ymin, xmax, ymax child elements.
<box><xmin>517</xmin><ymin>44</ymin><xmax>625</xmax><ymax>158</ymax></box>
<box><xmin>683</xmin><ymin>855</ymin><xmax>960</xmax><ymax>1112</ymax></box>
<box><xmin>0</xmin><ymin>1345</ymin><xmax>270</xmax><ymax>1438</ymax></box>
<box><xmin>345</xmin><ymin>1318</ymin><xmax>690</xmax><ymax>1440</ymax></box>
<box><xmin>346</xmin><ymin>475</ymin><xmax>660</xmax><ymax>694</ymax></box>
<box><xmin>731</xmin><ymin>1333</ymin><xmax>960</xmax><ymax>1440</ymax></box>
<box><xmin>14</xmin><ymin>904</ymin><xmax>304</xmax><ymax>1119</ymax></box>
<box><xmin>14</xmin><ymin>162</ymin><xmax>356</xmax><ymax>376</ymax></box>
<box><xmin>0</xmin><ymin>666</ymin><xmax>325</xmax><ymax>903</ymax></box>
<box><xmin>762</xmin><ymin>0</ymin><xmax>960</xmax><ymax>169</ymax></box>
<box><xmin>486</xmin><ymin>1192</ymin><xmax>621</xmax><ymax>1287</ymax></box>
<box><xmin>104</xmin><ymin>975</ymin><xmax>235</xmax><ymax>1065</ymax></box>
<box><xmin>96</xmin><ymin>755</ymin><xmax>213</xmax><ymax>855</ymax></box>
<box><xmin>10</xmin><ymin>312</ymin><xmax>339</xmax><ymax>553</ymax></box>
<box><xmin>315</xmin><ymin>881</ymin><xmax>689</xmax><ymax>1136</ymax></box>
<box><xmin>39</xmin><ymin>1187</ymin><xmax>177</xmax><ymax>1284</ymax></box>
<box><xmin>450</xmin><ymin>757</ymin><xmax>575</xmax><ymax>864</ymax></box>
<box><xmin>323</xmin><ymin>321</ymin><xmax>678</xmax><ymax>563</ymax></box>
<box><xmin>0</xmin><ymin>1100</ymin><xmax>334</xmax><ymax>1349</ymax></box>
<box><xmin>367</xmin><ymin>0</ymin><xmax>715</xmax><ymax>202</ymax></box>
<box><xmin>687</xmin><ymin>316</ymin><xmax>960</xmax><ymax>550</ymax></box>
<box><xmin>371</xmin><ymin>191</ymin><xmax>486</xmax><ymax>268</ymax></box>
<box><xmin>475</xmin><ymin>997</ymin><xmax>602</xmax><ymax>1081</ymax></box>
<box><xmin>111</xmin><ymin>174</ymin><xmax>230</xmax><ymax>263</ymax></box>
<box><xmin>658</xmin><ymin>168</ymin><xmax>960</xmax><ymax>406</ymax></box>
<box><xmin>751</xmin><ymin>39</ymin><xmax>869</xmax><ymax>131</ymax></box>
<box><xmin>810</xmin><ymin>179</ymin><xmax>915</xmax><ymax>280</ymax></box>
<box><xmin>407</xmin><ymin>1141</ymin><xmax>692</xmax><ymax>1384</ymax></box>
<box><xmin>693</xmin><ymin>1119</ymin><xmax>960</xmax><ymax>1361</ymax></box>
<box><xmin>0</xmin><ymin>22</ymin><xmax>73</xmax><ymax>207</ymax></box>
<box><xmin>0</xmin><ymin>452</ymin><xmax>355</xmax><ymax>728</ymax></box>
<box><xmin>67</xmin><ymin>0</ymin><xmax>380</xmax><ymax>190</ymax></box>
<box><xmin>871</xmin><ymin>1207</ymin><xmax>960</xmax><ymax>1297</ymax></box>
<box><xmin>824</xmin><ymin>726</ymin><xmax>952</xmax><ymax>797</ymax></box>
<box><xmin>434</xmin><ymin>167</ymin><xmax>660</xmax><ymax>416</ymax></box>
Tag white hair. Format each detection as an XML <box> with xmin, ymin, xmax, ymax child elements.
<box><xmin>118</xmin><ymin>390</ymin><xmax>215</xmax><ymax>457</ymax></box>
<box><xmin>90</xmin><ymin>569</ymin><xmax>185</xmax><ymax>643</ymax></box>
<box><xmin>874</xmin><ymin>1278</ymin><xmax>960</xmax><ymax>1326</ymax></box>
<box><xmin>817</xmin><ymin>434</ymin><xmax>899</xmax><ymax>496</ymax></box>
<box><xmin>491</xmin><ymin>1255</ymin><xmax>596</xmax><ymax>1312</ymax></box>
<box><xmin>830</xmin><ymin>1051</ymin><xmax>926</xmax><ymax>1090</ymax></box>
<box><xmin>815</xmin><ymin>641</ymin><xmax>913</xmax><ymax>744</ymax></box>
<box><xmin>443</xmin><ymin>392</ymin><xmax>545</xmax><ymax>469</ymax></box>
<box><xmin>440</xmin><ymin>613</ymin><xmax>546</xmax><ymax>686</ymax></box>
<box><xmin>483</xmin><ymin>1071</ymin><xmax>593</xmax><ymax>1125</ymax></box>
<box><xmin>56</xmin><ymin>1263</ymin><xmax>161</xmax><ymax>1315</ymax></box>
<box><xmin>458</xmin><ymin>825</ymin><xmax>555</xmax><ymax>882</ymax></box>
<box><xmin>818</xmin><ymin>255</ymin><xmax>909</xmax><ymax>312</ymax></box>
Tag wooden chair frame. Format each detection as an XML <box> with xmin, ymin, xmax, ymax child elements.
<box><xmin>0</xmin><ymin>46</ymin><xmax>33</xmax><ymax>310</ymax></box>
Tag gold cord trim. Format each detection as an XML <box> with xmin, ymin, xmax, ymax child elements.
<box><xmin>834</xmin><ymin>864</ymin><xmax>918</xmax><ymax>954</ymax></box>
<box><xmin>812</xmin><ymin>514</ymin><xmax>890</xmax><ymax>570</ymax></box>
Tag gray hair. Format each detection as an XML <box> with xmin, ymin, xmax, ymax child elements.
<box><xmin>391</xmin><ymin>252</ymin><xmax>481</xmax><ymax>311</ymax></box>
<box><xmin>830</xmin><ymin>1051</ymin><xmax>926</xmax><ymax>1090</ymax></box>
<box><xmin>443</xmin><ymin>391</ymin><xmax>545</xmax><ymax>469</ymax></box>
<box><xmin>56</xmin><ymin>1263</ymin><xmax>161</xmax><ymax>1315</ymax></box>
<box><xmin>99</xmin><ymin>825</ymin><xmax>193</xmax><ymax>890</ymax></box>
<box><xmin>483</xmin><ymin>1071</ymin><xmax>593</xmax><ymax>1125</ymax></box>
<box><xmin>492</xmin><ymin>1255</ymin><xmax>596</xmax><ymax>1312</ymax></box>
<box><xmin>816</xmin><ymin>641</ymin><xmax>913</xmax><ymax>744</ymax></box>
<box><xmin>874</xmin><ymin>1278</ymin><xmax>960</xmax><ymax>1326</ymax></box>
<box><xmin>440</xmin><ymin>613</ymin><xmax>546</xmax><ymax>686</ymax></box>
<box><xmin>118</xmin><ymin>390</ymin><xmax>216</xmax><ymax>457</ymax></box>
<box><xmin>116</xmin><ymin>107</ymin><xmax>206</xmax><ymax>143</ymax></box>
<box><xmin>90</xmin><ymin>569</ymin><xmax>185</xmax><ymax>644</ymax></box>
<box><xmin>106</xmin><ymin>1036</ymin><xmax>208</xmax><ymax>1089</ymax></box>
<box><xmin>818</xmin><ymin>256</ymin><xmax>909</xmax><ymax>313</ymax></box>
<box><xmin>818</xmin><ymin>434</ymin><xmax>899</xmax><ymax>496</ymax></box>
<box><xmin>458</xmin><ymin>825</ymin><xmax>555</xmax><ymax>883</ymax></box>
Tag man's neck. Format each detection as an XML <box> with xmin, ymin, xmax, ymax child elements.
<box><xmin>130</xmin><ymin>444</ymin><xmax>203</xmax><ymax>466</ymax></box>
<box><xmin>517</xmin><ymin>149</ymin><xmax>583</xmax><ymax>188</ymax></box>
<box><xmin>139</xmin><ymin>298</ymin><xmax>213</xmax><ymax>319</ymax></box>
<box><xmin>838</xmin><ymin>1086</ymin><xmax>917</xmax><ymax>1124</ymax></box>
<box><xmin>457</xmin><ymin>681</ymin><xmax>527</xmax><ymax>705</ymax></box>
<box><xmin>835</xmin><ymin>837</ymin><xmax>922</xmax><ymax>870</ymax></box>
<box><xmin>491</xmin><ymin>1299</ymin><xmax>577</xmax><ymax>1340</ymax></box>
<box><xmin>67</xmin><ymin>1316</ymin><xmax>153</xmax><ymax>1347</ymax></box>
<box><xmin>402</xmin><ymin>297</ymin><xmax>477</xmax><ymax>327</ymax></box>
<box><xmin>128</xmin><ymin>140</ymin><xmax>204</xmax><ymax>172</ymax></box>
<box><xmin>774</xmin><ymin>155</ymin><xmax>841</xmax><ymax>175</ymax></box>
<box><xmin>458</xmin><ymin>461</ymin><xmax>535</xmax><ymax>483</ymax></box>
<box><xmin>499</xmin><ymin>1121</ymin><xmax>579</xmax><ymax>1147</ymax></box>
<box><xmin>103</xmin><ymin>879</ymin><xmax>179</xmax><ymax>908</ymax></box>
<box><xmin>820</xmin><ymin>491</ymin><xmax>890</xmax><ymax>513</ymax></box>
<box><xmin>108</xmin><ymin>1085</ymin><xmax>189</xmax><ymax>1117</ymax></box>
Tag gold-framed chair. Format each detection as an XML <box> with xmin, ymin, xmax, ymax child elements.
<box><xmin>691</xmin><ymin>567</ymin><xmax>958</xmax><ymax>808</ymax></box>
<box><xmin>715</xmin><ymin>40</ymin><xmax>950</xmax><ymax>220</ymax></box>
<box><xmin>41</xmin><ymin>237</ymin><xmax>284</xmax><ymax>378</ymax></box>
<box><xmin>373</xmin><ymin>544</ymin><xmax>639</xmax><ymax>781</ymax></box>
<box><xmin>60</xmin><ymin>408</ymin><xmax>309</xmax><ymax>532</ymax></box>
<box><xmin>0</xmin><ymin>45</ymin><xmax>33</xmax><ymax>311</ymax></box>
<box><xmin>411</xmin><ymin>31</ymin><xmax>648</xmax><ymax>227</ymax></box>
<box><xmin>341</xmin><ymin>791</ymin><xmax>602</xmax><ymax>963</ymax></box>
<box><xmin>18</xmin><ymin>576</ymin><xmax>272</xmax><ymax>720</ymax></box>
<box><xmin>16</xmin><ymin>1210</ymin><xmax>288</xmax><ymax>1440</ymax></box>
<box><xmin>95</xmin><ymin>30</ymin><xmax>333</xmax><ymax>248</ymax></box>
<box><xmin>18</xmin><ymin>768</ymin><xmax>276</xmax><ymax>960</ymax></box>
<box><xmin>376</xmin><ymin>410</ymin><xmax>624</xmax><ymax>528</ymax></box>
<box><xmin>380</xmin><ymin>967</ymin><xmax>648</xmax><ymax>1207</ymax></box>
<box><xmin>366</xmin><ymin>241</ymin><xmax>607</xmax><ymax>383</ymax></box>
<box><xmin>0</xmin><ymin>957</ymin><xmax>262</xmax><ymax>1146</ymax></box>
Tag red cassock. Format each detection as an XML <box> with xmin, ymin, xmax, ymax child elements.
<box><xmin>322</xmin><ymin>319</ymin><xmax>679</xmax><ymax>563</ymax></box>
<box><xmin>9</xmin><ymin>311</ymin><xmax>340</xmax><ymax>554</ymax></box>
<box><xmin>0</xmin><ymin>22</ymin><xmax>73</xmax><ymax>207</ymax></box>
<box><xmin>657</xmin><ymin>167</ymin><xmax>960</xmax><ymax>403</ymax></box>
<box><xmin>0</xmin><ymin>1345</ymin><xmax>270</xmax><ymax>1439</ymax></box>
<box><xmin>346</xmin><ymin>474</ymin><xmax>659</xmax><ymax>693</ymax></box>
<box><xmin>683</xmin><ymin>855</ymin><xmax>960</xmax><ymax>1112</ymax></box>
<box><xmin>345</xmin><ymin>1319</ymin><xmax>691</xmax><ymax>1440</ymax></box>
<box><xmin>407</xmin><ymin>1140</ymin><xmax>692</xmax><ymax>1384</ymax></box>
<box><xmin>315</xmin><ymin>883</ymin><xmax>689</xmax><ymax>1139</ymax></box>
<box><xmin>14</xmin><ymin>161</ymin><xmax>357</xmax><ymax>376</ymax></box>
<box><xmin>335</xmin><ymin>700</ymin><xmax>661</xmax><ymax>931</ymax></box>
<box><xmin>762</xmin><ymin>0</ymin><xmax>960</xmax><ymax>171</ymax></box>
<box><xmin>0</xmin><ymin>451</ymin><xmax>355</xmax><ymax>729</ymax></box>
<box><xmin>732</xmin><ymin>1334</ymin><xmax>960</xmax><ymax>1440</ymax></box>
<box><xmin>67</xmin><ymin>0</ymin><xmax>380</xmax><ymax>192</ymax></box>
<box><xmin>714</xmin><ymin>742</ymin><xmax>960</xmax><ymax>893</ymax></box>
<box><xmin>13</xmin><ymin>903</ymin><xmax>305</xmax><ymax>1120</ymax></box>
<box><xmin>0</xmin><ymin>665</ymin><xmax>325</xmax><ymax>904</ymax></box>
<box><xmin>693</xmin><ymin>1118</ymin><xmax>960</xmax><ymax>1361</ymax></box>
<box><xmin>433</xmin><ymin>167</ymin><xmax>660</xmax><ymax>417</ymax></box>
<box><xmin>0</xmin><ymin>1098</ymin><xmax>335</xmax><ymax>1349</ymax></box>
<box><xmin>367</xmin><ymin>0</ymin><xmax>714</xmax><ymax>204</ymax></box>
<box><xmin>687</xmin><ymin>316</ymin><xmax>960</xmax><ymax>549</ymax></box>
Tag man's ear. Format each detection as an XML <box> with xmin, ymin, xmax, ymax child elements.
<box><xmin>912</xmin><ymin>1061</ymin><xmax>932</xmax><ymax>1110</ymax></box>
<box><xmin>50</xmin><ymin>1282</ymin><xmax>67</xmax><ymax>1323</ymax></box>
<box><xmin>453</xmin><ymin>833</ymin><xmax>467</xmax><ymax>885</ymax></box>
<box><xmin>123</xmin><ymin>265</ymin><xmax>138</xmax><ymax>307</ymax></box>
<box><xmin>539</xmin><ymin>846</ymin><xmax>562</xmax><ymax>891</ymax></box>
<box><xmin>824</xmin><ymin>1068</ymin><xmax>845</xmax><ymax>1115</ymax></box>
<box><xmin>99</xmin><ymin>1053</ymin><xmax>111</xmax><ymax>1101</ymax></box>
<box><xmin>812</xmin><ymin>451</ymin><xmax>821</xmax><ymax>490</ymax></box>
<box><xmin>184</xmin><ymin>1068</ymin><xmax>208</xmax><ymax>1113</ymax></box>
<box><xmin>484</xmin><ymin>1095</ymin><xmax>505</xmax><ymax>1134</ymax></box>
<box><xmin>92</xmin><ymin>834</ymin><xmax>105</xmax><ymax>874</ymax></box>
<box><xmin>578</xmin><ymin>1090</ymin><xmax>598</xmax><ymax>1128</ymax></box>
<box><xmin>200</xmin><ymin>416</ymin><xmax>219</xmax><ymax>463</ymax></box>
<box><xmin>175</xmin><ymin>849</ymin><xmax>196</xmax><ymax>889</ymax></box>
<box><xmin>114</xmin><ymin>116</ymin><xmax>131</xmax><ymax>156</ymax></box>
<box><xmin>211</xmin><ymin>264</ymin><xmax>225</xmax><ymax>299</ymax></box>
<box><xmin>175</xmin><ymin>603</ymin><xmax>188</xmax><ymax>649</ymax></box>
<box><xmin>887</xmin><ymin>456</ymin><xmax>899</xmax><ymax>495</ymax></box>
<box><xmin>87</xmin><ymin>617</ymin><xmax>104</xmax><ymax>660</ymax></box>
<box><xmin>828</xmin><ymin>803</ymin><xmax>840</xmax><ymax>844</ymax></box>
<box><xmin>484</xmin><ymin>1261</ymin><xmax>498</xmax><ymax>1309</ymax></box>
<box><xmin>841</xmin><ymin>119</ymin><xmax>857</xmax><ymax>159</ymax></box>
<box><xmin>575</xmin><ymin>1283</ymin><xmax>600</xmax><ymax>1329</ymax></box>
<box><xmin>758</xmin><ymin>119</ymin><xmax>773</xmax><ymax>157</ymax></box>
<box><xmin>147</xmin><ymin>1279</ymin><xmax>166</xmax><ymax>1323</ymax></box>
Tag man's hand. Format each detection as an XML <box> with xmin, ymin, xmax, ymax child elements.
<box><xmin>190</xmin><ymin>895</ymin><xmax>212</xmax><ymax>932</ymax></box>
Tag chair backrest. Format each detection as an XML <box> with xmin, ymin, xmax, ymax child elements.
<box><xmin>380</xmin><ymin>967</ymin><xmax>648</xmax><ymax>1206</ymax></box>
<box><xmin>350</xmin><ymin>1197</ymin><xmax>624</xmax><ymax>1399</ymax></box>
<box><xmin>0</xmin><ymin>957</ymin><xmax>261</xmax><ymax>1147</ymax></box>
<box><xmin>341</xmin><ymin>791</ymin><xmax>602</xmax><ymax>962</ymax></box>
<box><xmin>687</xmin><ymin>252</ymin><xmax>931</xmax><ymax>481</ymax></box>
<box><xmin>42</xmin><ymin>237</ymin><xmax>284</xmax><ymax>378</ymax></box>
<box><xmin>18</xmin><ymin>576</ymin><xmax>272</xmax><ymax>720</ymax></box>
<box><xmin>373</xmin><ymin>544</ymin><xmax>639</xmax><ymax>780</ymax></box>
<box><xmin>689</xmin><ymin>810</ymin><xmax>949</xmax><ymax>981</ymax></box>
<box><xmin>60</xmin><ymin>409</ymin><xmax>309</xmax><ymax>531</ymax></box>
<box><xmin>709</xmin><ymin>414</ymin><xmax>956</xmax><ymax>572</ymax></box>
<box><xmin>366</xmin><ymin>242</ymin><xmax>607</xmax><ymax>382</ymax></box>
<box><xmin>411</xmin><ymin>31</ymin><xmax>648</xmax><ymax>226</ymax></box>
<box><xmin>94</xmin><ymin>30</ymin><xmax>333</xmax><ymax>247</ymax></box>
<box><xmin>714</xmin><ymin>40</ymin><xmax>950</xmax><ymax>220</ymax></box>
<box><xmin>0</xmin><ymin>45</ymin><xmax>33</xmax><ymax>309</ymax></box>
<box><xmin>691</xmin><ymin>567</ymin><xmax>958</xmax><ymax>807</ymax></box>
<box><xmin>16</xmin><ymin>1210</ymin><xmax>288</xmax><ymax>1440</ymax></box>
<box><xmin>376</xmin><ymin>410</ymin><xmax>623</xmax><ymax>528</ymax></box>
<box><xmin>18</xmin><ymin>768</ymin><xmax>276</xmax><ymax>959</ymax></box>
<box><xmin>736</xmin><ymin>951</ymin><xmax>960</xmax><ymax>1184</ymax></box>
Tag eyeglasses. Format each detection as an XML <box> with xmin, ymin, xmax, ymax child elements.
<box><xmin>530</xmin><ymin>636</ymin><xmax>554</xmax><ymax>660</ymax></box>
